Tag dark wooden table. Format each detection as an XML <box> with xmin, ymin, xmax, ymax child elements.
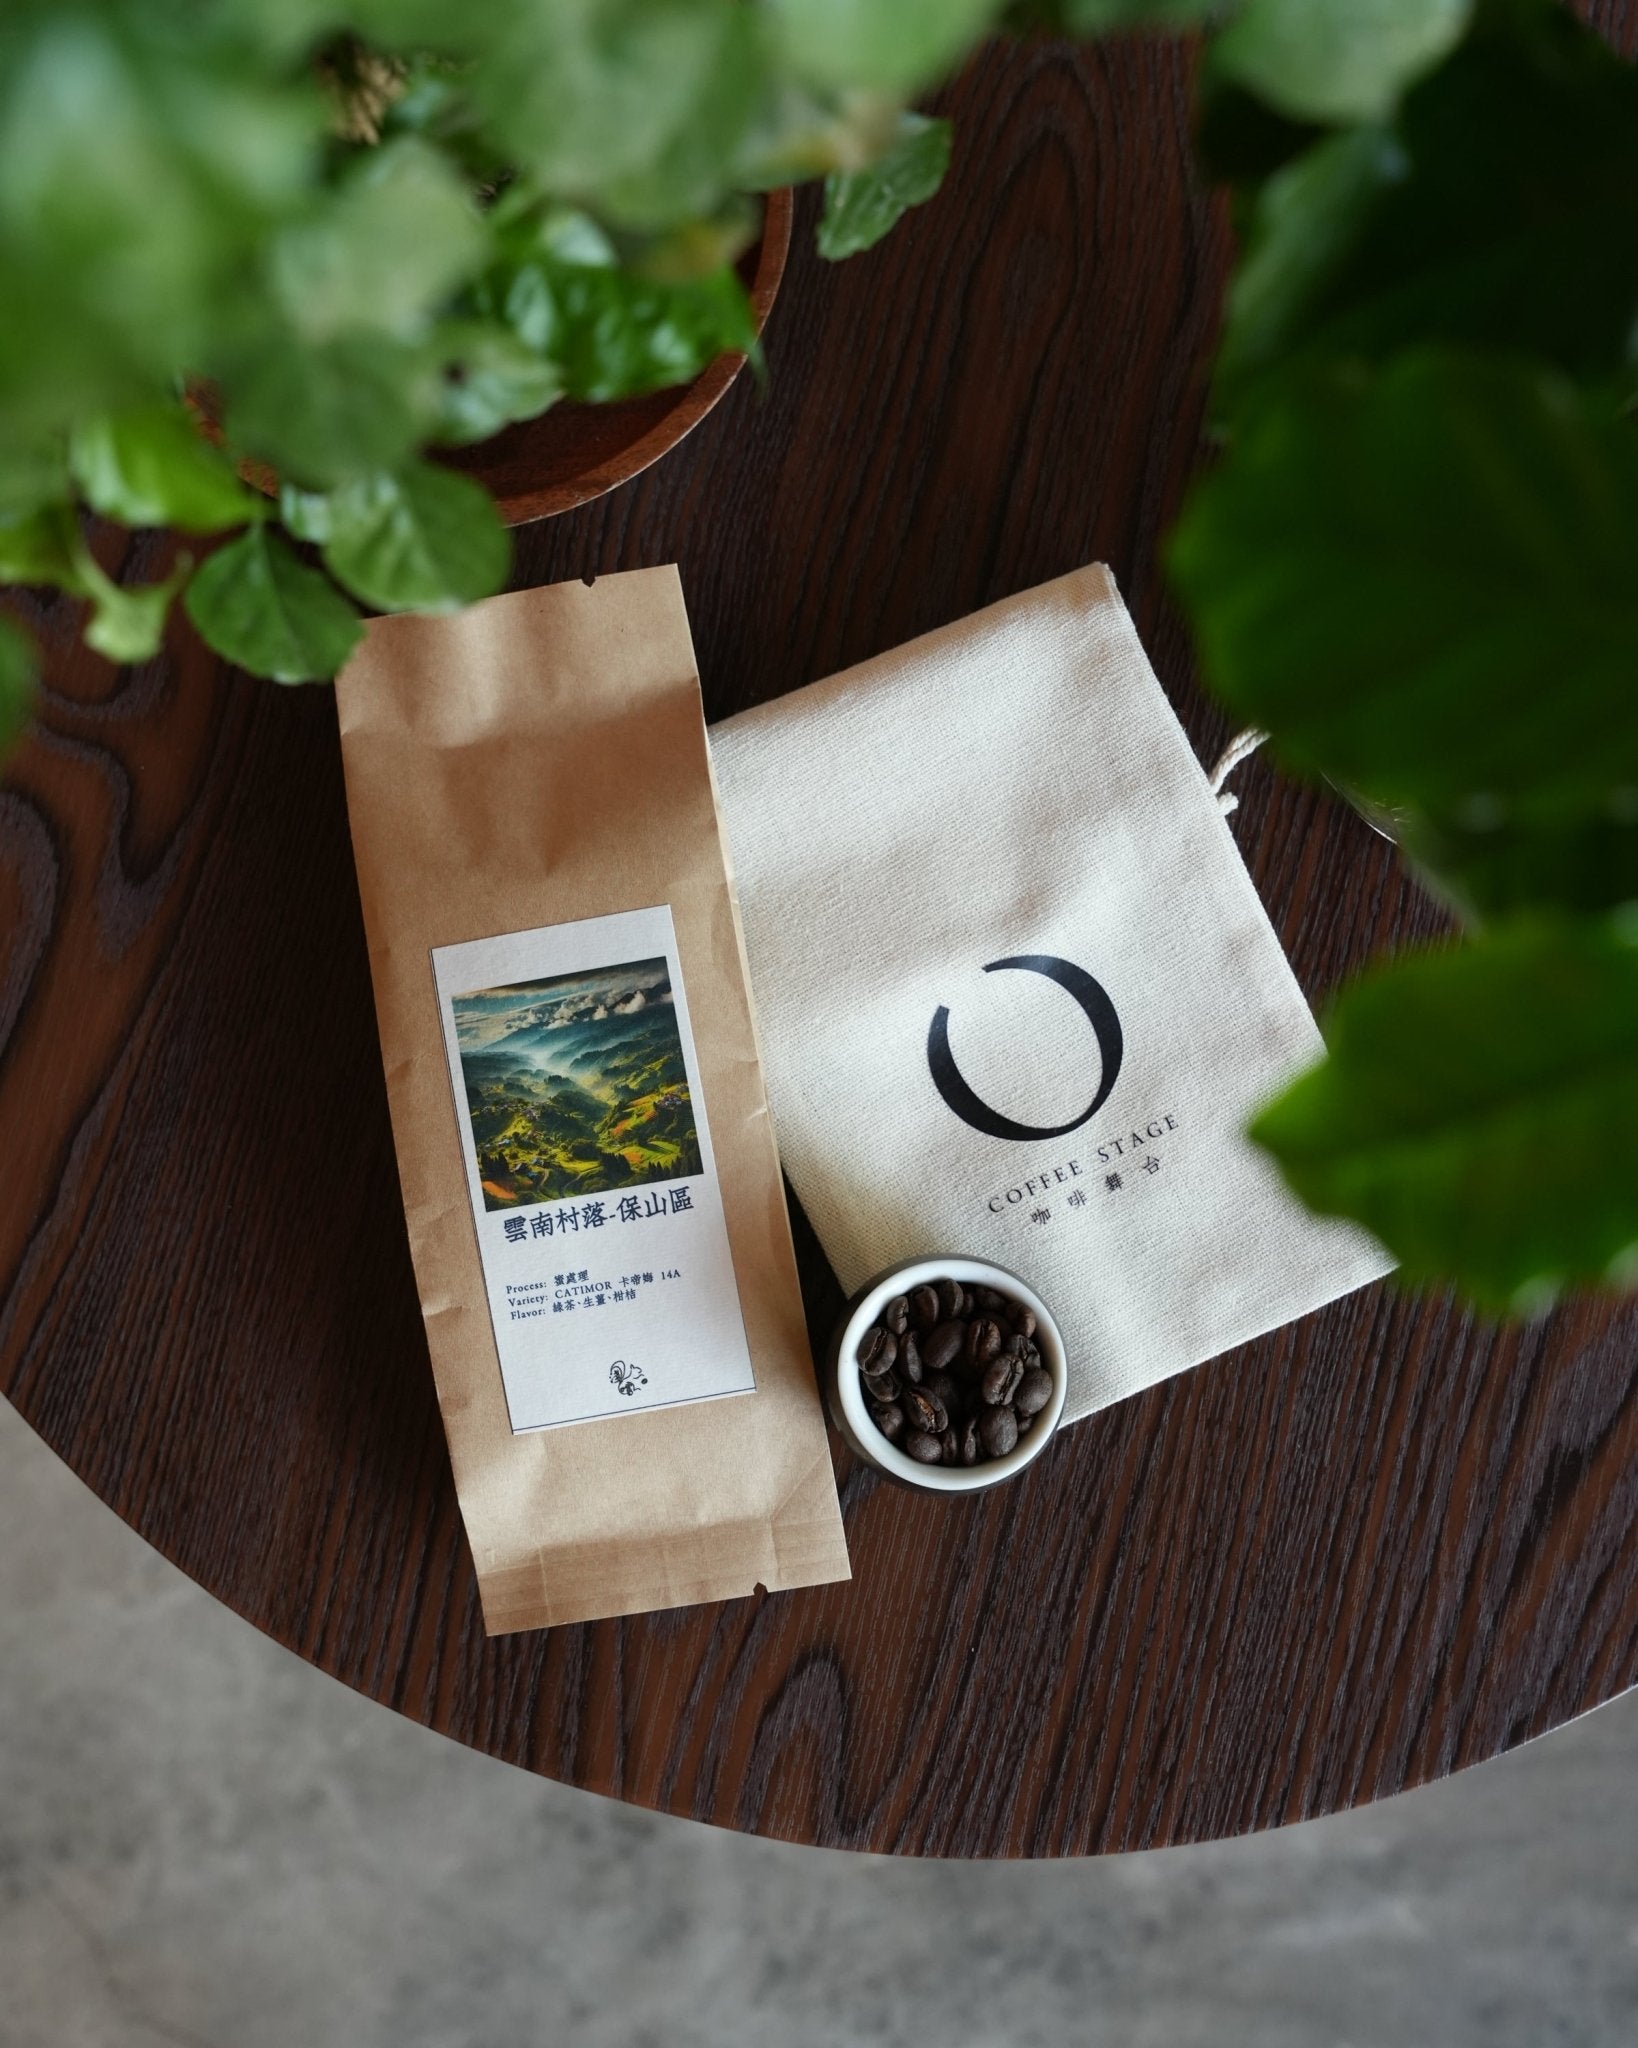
<box><xmin>5</xmin><ymin>27</ymin><xmax>1638</xmax><ymax>1860</ymax></box>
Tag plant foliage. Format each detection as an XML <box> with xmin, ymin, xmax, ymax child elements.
<box><xmin>1249</xmin><ymin>920</ymin><xmax>1638</xmax><ymax>1309</ymax></box>
<box><xmin>1168</xmin><ymin>0</ymin><xmax>1638</xmax><ymax>1307</ymax></box>
<box><xmin>2</xmin><ymin>0</ymin><xmax>1635</xmax><ymax>1312</ymax></box>
<box><xmin>0</xmin><ymin>0</ymin><xmax>980</xmax><ymax>692</ymax></box>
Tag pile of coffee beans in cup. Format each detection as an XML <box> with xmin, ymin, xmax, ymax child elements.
<box><xmin>856</xmin><ymin>1276</ymin><xmax>1054</xmax><ymax>1467</ymax></box>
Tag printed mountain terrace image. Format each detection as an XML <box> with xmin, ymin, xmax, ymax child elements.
<box><xmin>452</xmin><ymin>958</ymin><xmax>702</xmax><ymax>1210</ymax></box>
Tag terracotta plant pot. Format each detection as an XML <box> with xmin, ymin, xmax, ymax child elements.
<box><xmin>444</xmin><ymin>187</ymin><xmax>792</xmax><ymax>527</ymax></box>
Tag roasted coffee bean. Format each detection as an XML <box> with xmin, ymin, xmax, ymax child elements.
<box><xmin>902</xmin><ymin>1384</ymin><xmax>948</xmax><ymax>1436</ymax></box>
<box><xmin>859</xmin><ymin>1275</ymin><xmax>1055</xmax><ymax>1474</ymax></box>
<box><xmin>1015</xmin><ymin>1366</ymin><xmax>1053</xmax><ymax>1418</ymax></box>
<box><xmin>858</xmin><ymin>1326</ymin><xmax>897</xmax><ymax>1376</ymax></box>
<box><xmin>925</xmin><ymin>1370</ymin><xmax>959</xmax><ymax>1410</ymax></box>
<box><xmin>980</xmin><ymin>1406</ymin><xmax>1018</xmax><ymax>1458</ymax></box>
<box><xmin>921</xmin><ymin>1320</ymin><xmax>966</xmax><ymax>1374</ymax></box>
<box><xmin>981</xmin><ymin>1354</ymin><xmax>1025</xmax><ymax>1407</ymax></box>
<box><xmin>870</xmin><ymin>1401</ymin><xmax>906</xmax><ymax>1443</ymax></box>
<box><xmin>963</xmin><ymin>1316</ymin><xmax>1003</xmax><ymax>1369</ymax></box>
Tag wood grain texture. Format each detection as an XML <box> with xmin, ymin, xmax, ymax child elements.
<box><xmin>4</xmin><ymin>28</ymin><xmax>1637</xmax><ymax>1858</ymax></box>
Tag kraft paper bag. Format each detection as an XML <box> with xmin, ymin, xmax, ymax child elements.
<box><xmin>709</xmin><ymin>563</ymin><xmax>1393</xmax><ymax>1425</ymax></box>
<box><xmin>336</xmin><ymin>567</ymin><xmax>849</xmax><ymax>1635</ymax></box>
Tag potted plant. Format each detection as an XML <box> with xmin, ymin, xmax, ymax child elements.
<box><xmin>2</xmin><ymin>0</ymin><xmax>1635</xmax><ymax>1315</ymax></box>
<box><xmin>0</xmin><ymin>0</ymin><xmax>968</xmax><ymax>693</ymax></box>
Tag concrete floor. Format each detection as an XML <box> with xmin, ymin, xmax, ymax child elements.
<box><xmin>2</xmin><ymin>1395</ymin><xmax>1635</xmax><ymax>2048</ymax></box>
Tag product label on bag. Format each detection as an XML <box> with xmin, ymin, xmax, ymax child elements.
<box><xmin>432</xmin><ymin>903</ymin><xmax>755</xmax><ymax>1433</ymax></box>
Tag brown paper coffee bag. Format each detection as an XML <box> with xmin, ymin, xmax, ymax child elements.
<box><xmin>335</xmin><ymin>567</ymin><xmax>849</xmax><ymax>1634</ymax></box>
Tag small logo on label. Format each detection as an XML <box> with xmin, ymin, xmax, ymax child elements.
<box><xmin>928</xmin><ymin>953</ymin><xmax>1123</xmax><ymax>1142</ymax></box>
<box><xmin>609</xmin><ymin>1359</ymin><xmax>647</xmax><ymax>1397</ymax></box>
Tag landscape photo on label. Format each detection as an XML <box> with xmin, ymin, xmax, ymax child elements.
<box><xmin>452</xmin><ymin>957</ymin><xmax>702</xmax><ymax>1210</ymax></box>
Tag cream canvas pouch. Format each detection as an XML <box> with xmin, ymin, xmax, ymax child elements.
<box><xmin>710</xmin><ymin>563</ymin><xmax>1393</xmax><ymax>1424</ymax></box>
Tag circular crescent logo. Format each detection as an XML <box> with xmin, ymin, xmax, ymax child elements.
<box><xmin>927</xmin><ymin>955</ymin><xmax>1123</xmax><ymax>1142</ymax></box>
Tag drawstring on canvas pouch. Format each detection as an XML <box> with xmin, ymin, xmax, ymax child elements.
<box><xmin>1209</xmin><ymin>727</ymin><xmax>1267</xmax><ymax>815</ymax></box>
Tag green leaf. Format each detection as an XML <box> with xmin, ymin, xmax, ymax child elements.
<box><xmin>184</xmin><ymin>526</ymin><xmax>363</xmax><ymax>682</ymax></box>
<box><xmin>769</xmin><ymin>0</ymin><xmax>1003</xmax><ymax>94</ymax></box>
<box><xmin>1397</xmin><ymin>802</ymin><xmax>1638</xmax><ymax>924</ymax></box>
<box><xmin>278</xmin><ymin>484</ymin><xmax>334</xmax><ymax>544</ymax></box>
<box><xmin>1213</xmin><ymin>4</ymin><xmax>1638</xmax><ymax>409</ymax></box>
<box><xmin>427</xmin><ymin>321</ymin><xmax>564</xmax><ymax>445</ymax></box>
<box><xmin>340</xmin><ymin>0</ymin><xmax>510</xmax><ymax>50</ymax></box>
<box><xmin>625</xmin><ymin>203</ymin><xmax>759</xmax><ymax>284</ymax></box>
<box><xmin>1215</xmin><ymin>123</ymin><xmax>1407</xmax><ymax>400</ymax></box>
<box><xmin>320</xmin><ymin>464</ymin><xmax>509</xmax><ymax>613</ymax></box>
<box><xmin>1250</xmin><ymin>919</ymin><xmax>1638</xmax><ymax>1307</ymax></box>
<box><xmin>268</xmin><ymin>138</ymin><xmax>484</xmax><ymax>342</ymax></box>
<box><xmin>0</xmin><ymin>615</ymin><xmax>39</xmax><ymax>756</ymax></box>
<box><xmin>1212</xmin><ymin>0</ymin><xmax>1472</xmax><ymax>126</ymax></box>
<box><xmin>733</xmin><ymin>84</ymin><xmax>904</xmax><ymax>189</ymax></box>
<box><xmin>225</xmin><ymin>334</ymin><xmax>428</xmax><ymax>488</ymax></box>
<box><xmin>1168</xmin><ymin>353</ymin><xmax>1638</xmax><ymax>817</ymax></box>
<box><xmin>818</xmin><ymin>115</ymin><xmax>952</xmax><ymax>260</ymax></box>
<box><xmin>69</xmin><ymin>402</ymin><xmax>261</xmax><ymax>533</ymax></box>
<box><xmin>81</xmin><ymin>563</ymin><xmax>187</xmax><ymax>665</ymax></box>
<box><xmin>598</xmin><ymin>9</ymin><xmax>773</xmax><ymax>231</ymax></box>
<box><xmin>488</xmin><ymin>230</ymin><xmax>759</xmax><ymax>402</ymax></box>
<box><xmin>0</xmin><ymin>433</ymin><xmax>68</xmax><ymax>524</ymax></box>
<box><xmin>1046</xmin><ymin>1</ymin><xmax>1218</xmax><ymax>26</ymax></box>
<box><xmin>0</xmin><ymin>505</ymin><xmax>80</xmax><ymax>587</ymax></box>
<box><xmin>475</xmin><ymin>0</ymin><xmax>766</xmax><ymax>230</ymax></box>
<box><xmin>0</xmin><ymin>12</ymin><xmax>322</xmax><ymax>431</ymax></box>
<box><xmin>0</xmin><ymin>504</ymin><xmax>185</xmax><ymax>663</ymax></box>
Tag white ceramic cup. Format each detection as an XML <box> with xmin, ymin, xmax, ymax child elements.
<box><xmin>825</xmin><ymin>1255</ymin><xmax>1069</xmax><ymax>1492</ymax></box>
